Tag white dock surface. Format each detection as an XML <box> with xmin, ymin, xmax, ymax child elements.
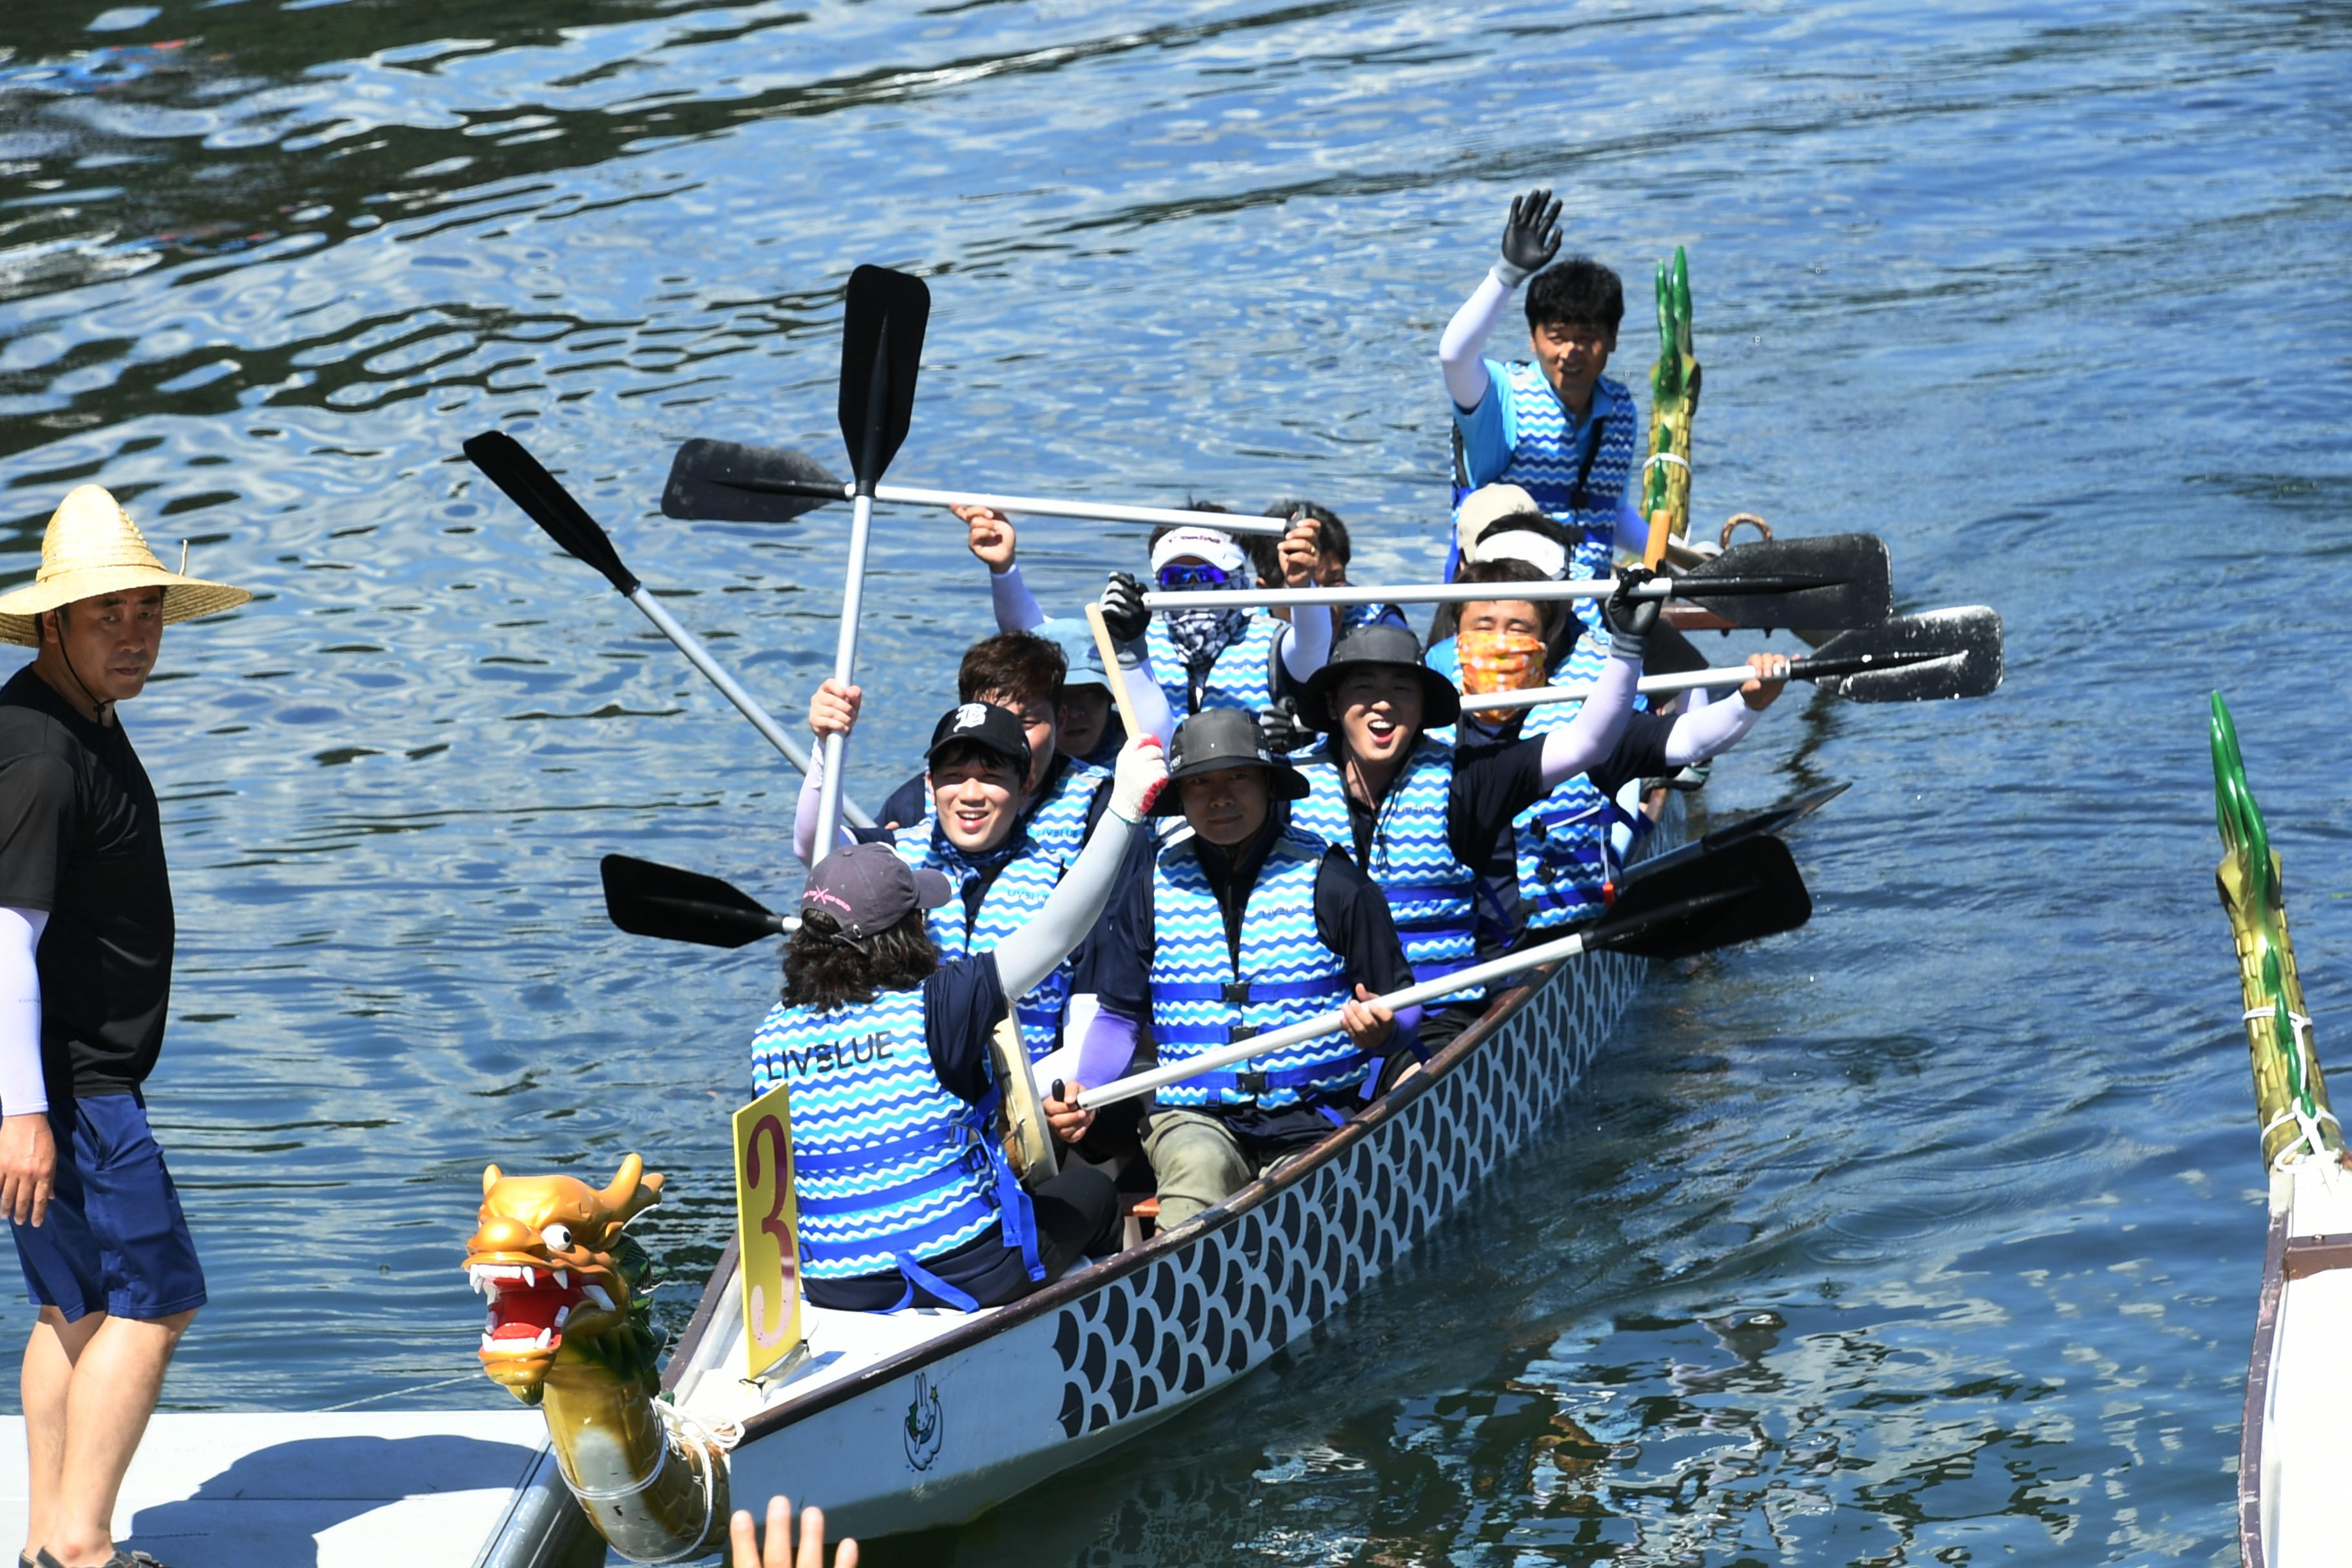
<box><xmin>0</xmin><ymin>1409</ymin><xmax>549</xmax><ymax>1567</ymax></box>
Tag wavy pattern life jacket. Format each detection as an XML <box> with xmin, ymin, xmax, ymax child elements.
<box><xmin>1288</xmin><ymin>741</ymin><xmax>1478</xmax><ymax>986</ymax></box>
<box><xmin>750</xmin><ymin>990</ymin><xmax>1002</xmax><ymax>1281</ymax></box>
<box><xmin>1451</xmin><ymin>366</ymin><xmax>1640</xmax><ymax>614</ymax></box>
<box><xmin>1148</xmin><ymin>828</ymin><xmax>1357</xmax><ymax>1108</ymax></box>
<box><xmin>890</xmin><ymin>824</ymin><xmax>1071</xmax><ymax>1062</ymax></box>
<box><xmin>1021</xmin><ymin>755</ymin><xmax>1109</xmax><ymax>868</ymax></box>
<box><xmin>1338</xmin><ymin>600</ymin><xmax>1409</xmax><ymax>635</ymax></box>
<box><xmin>1424</xmin><ymin>634</ymin><xmax>1621</xmax><ymax>934</ymax></box>
<box><xmin>1145</xmin><ymin>614</ymin><xmax>1282</xmax><ymax>718</ymax></box>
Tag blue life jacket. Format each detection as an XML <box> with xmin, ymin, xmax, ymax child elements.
<box><xmin>1338</xmin><ymin>600</ymin><xmax>1410</xmax><ymax>635</ymax></box>
<box><xmin>751</xmin><ymin>989</ymin><xmax>1030</xmax><ymax>1286</ymax></box>
<box><xmin>1145</xmin><ymin>614</ymin><xmax>1283</xmax><ymax>718</ymax></box>
<box><xmin>1288</xmin><ymin>741</ymin><xmax>1478</xmax><ymax>986</ymax></box>
<box><xmin>1424</xmin><ymin>634</ymin><xmax>1624</xmax><ymax>936</ymax></box>
<box><xmin>891</xmin><ymin>823</ymin><xmax>1072</xmax><ymax>1062</ymax></box>
<box><xmin>1451</xmin><ymin>366</ymin><xmax>1640</xmax><ymax>616</ymax></box>
<box><xmin>1021</xmin><ymin>754</ymin><xmax>1109</xmax><ymax>868</ymax></box>
<box><xmin>1148</xmin><ymin>828</ymin><xmax>1358</xmax><ymax>1108</ymax></box>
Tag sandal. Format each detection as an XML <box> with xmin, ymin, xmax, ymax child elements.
<box><xmin>36</xmin><ymin>1551</ymin><xmax>172</xmax><ymax>1568</ymax></box>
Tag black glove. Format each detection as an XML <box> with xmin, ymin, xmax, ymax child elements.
<box><xmin>1099</xmin><ymin>571</ymin><xmax>1149</xmax><ymax>647</ymax></box>
<box><xmin>1602</xmin><ymin>567</ymin><xmax>1661</xmax><ymax>664</ymax></box>
<box><xmin>1257</xmin><ymin>698</ymin><xmax>1315</xmax><ymax>756</ymax></box>
<box><xmin>1497</xmin><ymin>186</ymin><xmax>1563</xmax><ymax>285</ymax></box>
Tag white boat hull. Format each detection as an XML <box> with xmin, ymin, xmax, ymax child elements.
<box><xmin>661</xmin><ymin>842</ymin><xmax>1671</xmax><ymax>1541</ymax></box>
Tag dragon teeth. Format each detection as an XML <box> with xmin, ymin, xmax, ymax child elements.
<box><xmin>553</xmin><ymin>1270</ymin><xmax>567</xmax><ymax>1289</ymax></box>
<box><xmin>554</xmin><ymin>1305</ymin><xmax>571</xmax><ymax>1329</ymax></box>
<box><xmin>521</xmin><ymin>1266</ymin><xmax>534</xmax><ymax>1289</ymax></box>
<box><xmin>583</xmin><ymin>1284</ymin><xmax>616</xmax><ymax>1313</ymax></box>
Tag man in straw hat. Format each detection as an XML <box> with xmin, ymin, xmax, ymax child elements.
<box><xmin>0</xmin><ymin>484</ymin><xmax>248</xmax><ymax>1568</ymax></box>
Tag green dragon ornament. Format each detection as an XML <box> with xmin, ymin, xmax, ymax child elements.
<box><xmin>2211</xmin><ymin>692</ymin><xmax>2342</xmax><ymax>1170</ymax></box>
<box><xmin>1640</xmin><ymin>246</ymin><xmax>1699</xmax><ymax>549</ymax></box>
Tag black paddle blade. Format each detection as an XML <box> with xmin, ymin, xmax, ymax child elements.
<box><xmin>1582</xmin><ymin>833</ymin><xmax>1810</xmax><ymax>961</ymax></box>
<box><xmin>1799</xmin><ymin>605</ymin><xmax>2003</xmax><ymax>701</ymax></box>
<box><xmin>662</xmin><ymin>438</ymin><xmax>847</xmax><ymax>524</ymax></box>
<box><xmin>1675</xmin><ymin>533</ymin><xmax>1892</xmax><ymax>630</ymax></box>
<box><xmin>838</xmin><ymin>265</ymin><xmax>930</xmax><ymax>495</ymax></box>
<box><xmin>463</xmin><ymin>431</ymin><xmax>639</xmax><ymax>596</ymax></box>
<box><xmin>600</xmin><ymin>854</ymin><xmax>792</xmax><ymax>948</ymax></box>
<box><xmin>1621</xmin><ymin>780</ymin><xmax>1850</xmax><ymax>888</ymax></box>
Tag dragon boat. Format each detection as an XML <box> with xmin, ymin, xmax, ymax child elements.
<box><xmin>2210</xmin><ymin>696</ymin><xmax>2352</xmax><ymax>1568</ymax></box>
<box><xmin>464</xmin><ymin>796</ymin><xmax>1688</xmax><ymax>1560</ymax></box>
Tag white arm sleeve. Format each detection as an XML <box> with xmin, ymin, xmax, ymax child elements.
<box><xmin>1439</xmin><ymin>270</ymin><xmax>1517</xmax><ymax>413</ymax></box>
<box><xmin>990</xmin><ymin>564</ymin><xmax>1046</xmax><ymax>634</ymax></box>
<box><xmin>1537</xmin><ymin>650</ymin><xmax>1640</xmax><ymax>787</ymax></box>
<box><xmin>1663</xmin><ymin>688</ymin><xmax>1766</xmax><ymax>765</ymax></box>
<box><xmin>993</xmin><ymin>810</ymin><xmax>1138</xmax><ymax>1001</ymax></box>
<box><xmin>792</xmin><ymin>748</ymin><xmax>856</xmax><ymax>865</ymax></box>
<box><xmin>1119</xmin><ymin>656</ymin><xmax>1175</xmax><ymax>748</ymax></box>
<box><xmin>0</xmin><ymin>906</ymin><xmax>49</xmax><ymax>1117</ymax></box>
<box><xmin>1275</xmin><ymin>600</ymin><xmax>1331</xmax><ymax>683</ymax></box>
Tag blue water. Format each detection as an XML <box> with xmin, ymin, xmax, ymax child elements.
<box><xmin>3</xmin><ymin>0</ymin><xmax>2349</xmax><ymax>1560</ymax></box>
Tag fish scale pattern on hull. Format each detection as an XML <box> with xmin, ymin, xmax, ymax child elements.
<box><xmin>1050</xmin><ymin>941</ymin><xmax>1636</xmax><ymax>1436</ymax></box>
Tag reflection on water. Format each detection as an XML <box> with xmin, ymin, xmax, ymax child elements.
<box><xmin>5</xmin><ymin>0</ymin><xmax>2350</xmax><ymax>1560</ymax></box>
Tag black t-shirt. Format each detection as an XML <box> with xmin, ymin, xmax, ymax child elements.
<box><xmin>0</xmin><ymin>665</ymin><xmax>175</xmax><ymax>1099</ymax></box>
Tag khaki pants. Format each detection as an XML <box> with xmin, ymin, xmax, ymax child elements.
<box><xmin>1142</xmin><ymin>1108</ymin><xmax>1301</xmax><ymax>1228</ymax></box>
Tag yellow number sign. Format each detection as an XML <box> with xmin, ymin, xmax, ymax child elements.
<box><xmin>732</xmin><ymin>1081</ymin><xmax>803</xmax><ymax>1379</ymax></box>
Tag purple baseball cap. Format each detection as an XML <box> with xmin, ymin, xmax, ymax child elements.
<box><xmin>799</xmin><ymin>841</ymin><xmax>952</xmax><ymax>941</ymax></box>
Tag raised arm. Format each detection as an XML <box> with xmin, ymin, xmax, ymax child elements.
<box><xmin>1099</xmin><ymin>573</ymin><xmax>1175</xmax><ymax>746</ymax></box>
<box><xmin>1661</xmin><ymin>652</ymin><xmax>1788</xmax><ymax>765</ymax></box>
<box><xmin>993</xmin><ymin>735</ymin><xmax>1166</xmax><ymax>1000</ymax></box>
<box><xmin>956</xmin><ymin>504</ymin><xmax>1046</xmax><ymax>633</ymax></box>
<box><xmin>794</xmin><ymin>679</ymin><xmax>862</xmax><ymax>864</ymax></box>
<box><xmin>1536</xmin><ymin>579</ymin><xmax>1656</xmax><ymax>789</ymax></box>
<box><xmin>1272</xmin><ymin>515</ymin><xmax>1331</xmax><ymax>682</ymax></box>
<box><xmin>1438</xmin><ymin>187</ymin><xmax>1562</xmax><ymax>412</ymax></box>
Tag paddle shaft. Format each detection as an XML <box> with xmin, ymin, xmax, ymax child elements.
<box><xmin>1465</xmin><ymin>646</ymin><xmax>1952</xmax><ymax>714</ymax></box>
<box><xmin>1084</xmin><ymin>603</ymin><xmax>1146</xmax><ymax>741</ymax></box>
<box><xmin>1141</xmin><ymin>574</ymin><xmax>1824</xmax><ymax>611</ymax></box>
<box><xmin>616</xmin><ymin>589</ymin><xmax>874</xmax><ymax>829</ymax></box>
<box><xmin>735</xmin><ymin>474</ymin><xmax>1291</xmax><ymax>538</ymax></box>
<box><xmin>1073</xmin><ymin>928</ymin><xmax>1591</xmax><ymax>1112</ymax></box>
<box><xmin>812</xmin><ymin>491</ymin><xmax>875</xmax><ymax>858</ymax></box>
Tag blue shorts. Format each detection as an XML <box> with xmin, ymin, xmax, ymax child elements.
<box><xmin>10</xmin><ymin>1092</ymin><xmax>206</xmax><ymax>1323</ymax></box>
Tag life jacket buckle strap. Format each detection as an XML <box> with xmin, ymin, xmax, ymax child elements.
<box><xmin>1228</xmin><ymin>1024</ymin><xmax>1259</xmax><ymax>1044</ymax></box>
<box><xmin>1221</xmin><ymin>979</ymin><xmax>1251</xmax><ymax>1005</ymax></box>
<box><xmin>1235</xmin><ymin>1069</ymin><xmax>1269</xmax><ymax>1096</ymax></box>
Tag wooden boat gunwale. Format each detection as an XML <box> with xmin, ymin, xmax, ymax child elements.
<box><xmin>663</xmin><ymin>950</ymin><xmax>1569</xmax><ymax>1438</ymax></box>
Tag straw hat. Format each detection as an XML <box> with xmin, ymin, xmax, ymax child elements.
<box><xmin>0</xmin><ymin>485</ymin><xmax>252</xmax><ymax>646</ymax></box>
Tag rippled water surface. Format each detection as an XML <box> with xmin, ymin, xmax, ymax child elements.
<box><xmin>4</xmin><ymin>0</ymin><xmax>2350</xmax><ymax>1560</ymax></box>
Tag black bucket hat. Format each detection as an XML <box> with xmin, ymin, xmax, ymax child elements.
<box><xmin>1295</xmin><ymin>623</ymin><xmax>1461</xmax><ymax>733</ymax></box>
<box><xmin>1152</xmin><ymin>707</ymin><xmax>1311</xmax><ymax>816</ymax></box>
<box><xmin>925</xmin><ymin>700</ymin><xmax>1032</xmax><ymax>779</ymax></box>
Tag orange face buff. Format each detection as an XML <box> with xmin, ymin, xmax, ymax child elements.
<box><xmin>1455</xmin><ymin>628</ymin><xmax>1547</xmax><ymax>723</ymax></box>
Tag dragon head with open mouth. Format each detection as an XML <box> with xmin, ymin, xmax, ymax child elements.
<box><xmin>465</xmin><ymin>1153</ymin><xmax>663</xmax><ymax>1403</ymax></box>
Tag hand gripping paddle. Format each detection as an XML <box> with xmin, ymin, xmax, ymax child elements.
<box><xmin>1076</xmin><ymin>832</ymin><xmax>1812</xmax><ymax>1112</ymax></box>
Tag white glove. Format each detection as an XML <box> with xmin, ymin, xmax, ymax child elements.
<box><xmin>1108</xmin><ymin>733</ymin><xmax>1170</xmax><ymax>824</ymax></box>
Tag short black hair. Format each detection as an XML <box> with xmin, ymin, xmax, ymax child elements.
<box><xmin>1525</xmin><ymin>257</ymin><xmax>1623</xmax><ymax>337</ymax></box>
<box><xmin>1428</xmin><ymin>557</ymin><xmax>1581</xmax><ymax>672</ymax></box>
<box><xmin>1261</xmin><ymin>500</ymin><xmax>1348</xmax><ymax>565</ymax></box>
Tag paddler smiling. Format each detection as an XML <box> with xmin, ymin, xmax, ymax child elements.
<box><xmin>1284</xmin><ymin>577</ymin><xmax>1659</xmax><ymax>1062</ymax></box>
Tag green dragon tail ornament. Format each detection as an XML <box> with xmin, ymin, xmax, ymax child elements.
<box><xmin>1641</xmin><ymin>246</ymin><xmax>1699</xmax><ymax>548</ymax></box>
<box><xmin>2211</xmin><ymin>692</ymin><xmax>2342</xmax><ymax>1171</ymax></box>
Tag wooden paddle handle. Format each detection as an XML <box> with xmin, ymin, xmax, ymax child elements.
<box><xmin>1084</xmin><ymin>602</ymin><xmax>1147</xmax><ymax>744</ymax></box>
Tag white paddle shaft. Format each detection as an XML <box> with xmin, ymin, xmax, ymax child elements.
<box><xmin>1141</xmin><ymin>576</ymin><xmax>1674</xmax><ymax>611</ymax></box>
<box><xmin>812</xmin><ymin>491</ymin><xmax>877</xmax><ymax>859</ymax></box>
<box><xmin>826</xmin><ymin>480</ymin><xmax>1291</xmax><ymax>536</ymax></box>
<box><xmin>1072</xmin><ymin>928</ymin><xmax>1592</xmax><ymax>1111</ymax></box>
<box><xmin>624</xmin><ymin>588</ymin><xmax>874</xmax><ymax>828</ymax></box>
<box><xmin>1464</xmin><ymin>664</ymin><xmax>1779</xmax><ymax>714</ymax></box>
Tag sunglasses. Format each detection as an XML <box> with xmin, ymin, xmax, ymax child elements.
<box><xmin>1157</xmin><ymin>561</ymin><xmax>1232</xmax><ymax>591</ymax></box>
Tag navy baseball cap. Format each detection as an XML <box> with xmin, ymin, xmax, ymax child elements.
<box><xmin>799</xmin><ymin>841</ymin><xmax>952</xmax><ymax>941</ymax></box>
<box><xmin>925</xmin><ymin>700</ymin><xmax>1032</xmax><ymax>777</ymax></box>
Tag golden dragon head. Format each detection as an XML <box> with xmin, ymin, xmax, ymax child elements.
<box><xmin>466</xmin><ymin>1153</ymin><xmax>663</xmax><ymax>1402</ymax></box>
